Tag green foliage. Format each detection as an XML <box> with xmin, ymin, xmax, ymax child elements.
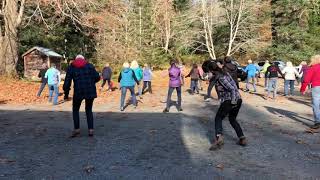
<box><xmin>270</xmin><ymin>0</ymin><xmax>320</xmax><ymax>64</ymax></box>
<box><xmin>18</xmin><ymin>4</ymin><xmax>96</xmax><ymax>64</ymax></box>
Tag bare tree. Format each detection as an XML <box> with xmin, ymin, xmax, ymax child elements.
<box><xmin>0</xmin><ymin>0</ymin><xmax>26</xmax><ymax>75</ymax></box>
<box><xmin>152</xmin><ymin>0</ymin><xmax>175</xmax><ymax>53</ymax></box>
<box><xmin>224</xmin><ymin>0</ymin><xmax>268</xmax><ymax>56</ymax></box>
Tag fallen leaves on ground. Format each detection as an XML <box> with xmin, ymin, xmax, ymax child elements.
<box><xmin>305</xmin><ymin>128</ymin><xmax>320</xmax><ymax>134</ymax></box>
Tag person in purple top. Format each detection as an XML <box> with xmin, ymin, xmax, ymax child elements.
<box><xmin>163</xmin><ymin>60</ymin><xmax>183</xmax><ymax>113</ymax></box>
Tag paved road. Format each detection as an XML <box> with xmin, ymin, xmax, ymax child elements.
<box><xmin>0</xmin><ymin>82</ymin><xmax>319</xmax><ymax>179</ymax></box>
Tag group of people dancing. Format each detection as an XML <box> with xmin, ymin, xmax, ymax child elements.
<box><xmin>36</xmin><ymin>54</ymin><xmax>320</xmax><ymax>151</ymax></box>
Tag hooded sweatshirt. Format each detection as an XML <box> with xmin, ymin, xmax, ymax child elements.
<box><xmin>63</xmin><ymin>57</ymin><xmax>100</xmax><ymax>99</ymax></box>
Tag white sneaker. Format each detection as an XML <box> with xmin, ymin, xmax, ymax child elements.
<box><xmin>204</xmin><ymin>98</ymin><xmax>211</xmax><ymax>102</ymax></box>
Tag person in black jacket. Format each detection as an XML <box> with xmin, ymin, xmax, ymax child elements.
<box><xmin>265</xmin><ymin>62</ymin><xmax>284</xmax><ymax>99</ymax></box>
<box><xmin>63</xmin><ymin>55</ymin><xmax>100</xmax><ymax>137</ymax></box>
<box><xmin>100</xmin><ymin>63</ymin><xmax>113</xmax><ymax>92</ymax></box>
<box><xmin>223</xmin><ymin>56</ymin><xmax>239</xmax><ymax>89</ymax></box>
<box><xmin>36</xmin><ymin>63</ymin><xmax>48</xmax><ymax>97</ymax></box>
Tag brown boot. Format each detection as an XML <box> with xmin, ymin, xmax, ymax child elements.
<box><xmin>209</xmin><ymin>135</ymin><xmax>224</xmax><ymax>151</ymax></box>
<box><xmin>311</xmin><ymin>123</ymin><xmax>320</xmax><ymax>129</ymax></box>
<box><xmin>238</xmin><ymin>136</ymin><xmax>247</xmax><ymax>146</ymax></box>
<box><xmin>70</xmin><ymin>129</ymin><xmax>81</xmax><ymax>138</ymax></box>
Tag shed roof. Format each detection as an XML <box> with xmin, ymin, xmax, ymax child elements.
<box><xmin>22</xmin><ymin>46</ymin><xmax>63</xmax><ymax>58</ymax></box>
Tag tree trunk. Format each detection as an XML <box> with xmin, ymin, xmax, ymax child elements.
<box><xmin>0</xmin><ymin>0</ymin><xmax>25</xmax><ymax>76</ymax></box>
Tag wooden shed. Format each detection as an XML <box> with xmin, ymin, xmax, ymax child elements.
<box><xmin>22</xmin><ymin>47</ymin><xmax>63</xmax><ymax>79</ymax></box>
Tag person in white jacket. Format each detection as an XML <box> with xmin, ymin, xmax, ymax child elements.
<box><xmin>282</xmin><ymin>61</ymin><xmax>299</xmax><ymax>96</ymax></box>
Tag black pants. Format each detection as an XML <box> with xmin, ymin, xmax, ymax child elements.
<box><xmin>142</xmin><ymin>81</ymin><xmax>152</xmax><ymax>94</ymax></box>
<box><xmin>101</xmin><ymin>79</ymin><xmax>111</xmax><ymax>89</ymax></box>
<box><xmin>215</xmin><ymin>99</ymin><xmax>244</xmax><ymax>138</ymax></box>
<box><xmin>73</xmin><ymin>98</ymin><xmax>94</xmax><ymax>130</ymax></box>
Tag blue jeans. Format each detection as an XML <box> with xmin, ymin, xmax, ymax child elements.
<box><xmin>246</xmin><ymin>76</ymin><xmax>256</xmax><ymax>92</ymax></box>
<box><xmin>284</xmin><ymin>80</ymin><xmax>295</xmax><ymax>96</ymax></box>
<box><xmin>312</xmin><ymin>87</ymin><xmax>320</xmax><ymax>123</ymax></box>
<box><xmin>267</xmin><ymin>78</ymin><xmax>278</xmax><ymax>98</ymax></box>
<box><xmin>166</xmin><ymin>87</ymin><xmax>182</xmax><ymax>109</ymax></box>
<box><xmin>190</xmin><ymin>79</ymin><xmax>199</xmax><ymax>93</ymax></box>
<box><xmin>121</xmin><ymin>86</ymin><xmax>137</xmax><ymax>108</ymax></box>
<box><xmin>48</xmin><ymin>84</ymin><xmax>59</xmax><ymax>105</ymax></box>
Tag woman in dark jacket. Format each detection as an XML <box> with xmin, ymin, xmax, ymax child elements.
<box><xmin>63</xmin><ymin>55</ymin><xmax>100</xmax><ymax>137</ymax></box>
<box><xmin>209</xmin><ymin>60</ymin><xmax>247</xmax><ymax>151</ymax></box>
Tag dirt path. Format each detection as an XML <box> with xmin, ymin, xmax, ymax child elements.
<box><xmin>0</xmin><ymin>78</ymin><xmax>319</xmax><ymax>179</ymax></box>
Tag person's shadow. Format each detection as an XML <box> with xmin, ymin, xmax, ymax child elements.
<box><xmin>264</xmin><ymin>106</ymin><xmax>313</xmax><ymax>127</ymax></box>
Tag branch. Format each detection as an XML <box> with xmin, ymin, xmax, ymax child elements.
<box><xmin>16</xmin><ymin>0</ymin><xmax>26</xmax><ymax>26</ymax></box>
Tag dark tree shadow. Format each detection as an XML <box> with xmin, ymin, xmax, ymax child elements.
<box><xmin>0</xmin><ymin>109</ymin><xmax>227</xmax><ymax>179</ymax></box>
<box><xmin>287</xmin><ymin>97</ymin><xmax>312</xmax><ymax>107</ymax></box>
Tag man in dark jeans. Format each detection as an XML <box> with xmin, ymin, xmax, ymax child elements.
<box><xmin>37</xmin><ymin>63</ymin><xmax>48</xmax><ymax>97</ymax></box>
<box><xmin>63</xmin><ymin>55</ymin><xmax>100</xmax><ymax>137</ymax></box>
<box><xmin>209</xmin><ymin>61</ymin><xmax>247</xmax><ymax>151</ymax></box>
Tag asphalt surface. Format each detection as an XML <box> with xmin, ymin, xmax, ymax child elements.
<box><xmin>1</xmin><ymin>83</ymin><xmax>320</xmax><ymax>180</ymax></box>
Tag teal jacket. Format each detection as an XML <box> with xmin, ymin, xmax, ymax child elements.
<box><xmin>118</xmin><ymin>68</ymin><xmax>139</xmax><ymax>87</ymax></box>
<box><xmin>132</xmin><ymin>67</ymin><xmax>143</xmax><ymax>81</ymax></box>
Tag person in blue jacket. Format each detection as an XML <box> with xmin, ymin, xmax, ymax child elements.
<box><xmin>244</xmin><ymin>59</ymin><xmax>259</xmax><ymax>92</ymax></box>
<box><xmin>142</xmin><ymin>64</ymin><xmax>153</xmax><ymax>94</ymax></box>
<box><xmin>118</xmin><ymin>62</ymin><xmax>140</xmax><ymax>111</ymax></box>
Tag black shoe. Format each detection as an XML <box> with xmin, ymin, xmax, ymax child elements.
<box><xmin>178</xmin><ymin>108</ymin><xmax>183</xmax><ymax>112</ymax></box>
<box><xmin>163</xmin><ymin>108</ymin><xmax>169</xmax><ymax>113</ymax></box>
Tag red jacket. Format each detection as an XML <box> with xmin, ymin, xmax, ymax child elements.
<box><xmin>300</xmin><ymin>64</ymin><xmax>320</xmax><ymax>92</ymax></box>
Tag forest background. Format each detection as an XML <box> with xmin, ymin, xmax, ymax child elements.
<box><xmin>0</xmin><ymin>0</ymin><xmax>319</xmax><ymax>76</ymax></box>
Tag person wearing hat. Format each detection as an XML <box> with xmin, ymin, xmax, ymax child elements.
<box><xmin>63</xmin><ymin>55</ymin><xmax>100</xmax><ymax>137</ymax></box>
